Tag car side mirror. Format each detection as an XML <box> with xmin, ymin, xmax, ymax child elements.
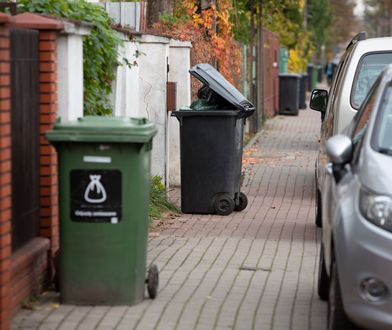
<box><xmin>326</xmin><ymin>134</ymin><xmax>353</xmax><ymax>182</ymax></box>
<box><xmin>326</xmin><ymin>135</ymin><xmax>353</xmax><ymax>164</ymax></box>
<box><xmin>310</xmin><ymin>89</ymin><xmax>328</xmax><ymax>115</ymax></box>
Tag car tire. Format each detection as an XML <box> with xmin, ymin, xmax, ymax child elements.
<box><xmin>328</xmin><ymin>261</ymin><xmax>359</xmax><ymax>330</ymax></box>
<box><xmin>318</xmin><ymin>244</ymin><xmax>329</xmax><ymax>301</ymax></box>
<box><xmin>315</xmin><ymin>188</ymin><xmax>322</xmax><ymax>228</ymax></box>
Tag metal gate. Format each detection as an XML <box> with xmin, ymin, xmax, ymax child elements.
<box><xmin>10</xmin><ymin>28</ymin><xmax>40</xmax><ymax>251</ymax></box>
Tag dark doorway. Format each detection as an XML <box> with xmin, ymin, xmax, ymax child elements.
<box><xmin>10</xmin><ymin>28</ymin><xmax>40</xmax><ymax>251</ymax></box>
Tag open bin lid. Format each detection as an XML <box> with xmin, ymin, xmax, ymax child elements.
<box><xmin>189</xmin><ymin>63</ymin><xmax>255</xmax><ymax>117</ymax></box>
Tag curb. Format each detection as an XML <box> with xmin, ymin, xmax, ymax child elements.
<box><xmin>244</xmin><ymin>129</ymin><xmax>262</xmax><ymax>150</ymax></box>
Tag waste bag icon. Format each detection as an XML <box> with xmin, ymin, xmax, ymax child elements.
<box><xmin>84</xmin><ymin>175</ymin><xmax>107</xmax><ymax>204</ymax></box>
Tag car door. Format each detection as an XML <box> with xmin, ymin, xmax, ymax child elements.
<box><xmin>322</xmin><ymin>82</ymin><xmax>379</xmax><ymax>268</ymax></box>
<box><xmin>317</xmin><ymin>47</ymin><xmax>352</xmax><ymax>197</ymax></box>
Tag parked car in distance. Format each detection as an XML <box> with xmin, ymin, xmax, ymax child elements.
<box><xmin>317</xmin><ymin>64</ymin><xmax>392</xmax><ymax>330</ymax></box>
<box><xmin>310</xmin><ymin>32</ymin><xmax>392</xmax><ymax>227</ymax></box>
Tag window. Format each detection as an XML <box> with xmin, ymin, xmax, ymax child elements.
<box><xmin>372</xmin><ymin>85</ymin><xmax>392</xmax><ymax>155</ymax></box>
<box><xmin>351</xmin><ymin>53</ymin><xmax>392</xmax><ymax>109</ymax></box>
<box><xmin>352</xmin><ymin>77</ymin><xmax>380</xmax><ymax>139</ymax></box>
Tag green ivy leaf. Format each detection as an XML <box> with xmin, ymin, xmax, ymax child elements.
<box><xmin>17</xmin><ymin>0</ymin><xmax>121</xmax><ymax>116</ymax></box>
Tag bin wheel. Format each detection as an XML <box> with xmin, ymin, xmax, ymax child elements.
<box><xmin>213</xmin><ymin>193</ymin><xmax>235</xmax><ymax>216</ymax></box>
<box><xmin>234</xmin><ymin>192</ymin><xmax>248</xmax><ymax>212</ymax></box>
<box><xmin>147</xmin><ymin>264</ymin><xmax>159</xmax><ymax>299</ymax></box>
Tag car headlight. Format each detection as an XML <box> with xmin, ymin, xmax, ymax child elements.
<box><xmin>359</xmin><ymin>187</ymin><xmax>392</xmax><ymax>232</ymax></box>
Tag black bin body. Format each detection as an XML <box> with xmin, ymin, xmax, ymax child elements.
<box><xmin>174</xmin><ymin>111</ymin><xmax>243</xmax><ymax>213</ymax></box>
<box><xmin>299</xmin><ymin>73</ymin><xmax>308</xmax><ymax>109</ymax></box>
<box><xmin>172</xmin><ymin>63</ymin><xmax>254</xmax><ymax>215</ymax></box>
<box><xmin>317</xmin><ymin>65</ymin><xmax>323</xmax><ymax>83</ymax></box>
<box><xmin>279</xmin><ymin>73</ymin><xmax>301</xmax><ymax>115</ymax></box>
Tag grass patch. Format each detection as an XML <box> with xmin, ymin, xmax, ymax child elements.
<box><xmin>149</xmin><ymin>176</ymin><xmax>179</xmax><ymax>221</ymax></box>
<box><xmin>21</xmin><ymin>296</ymin><xmax>39</xmax><ymax>310</ymax></box>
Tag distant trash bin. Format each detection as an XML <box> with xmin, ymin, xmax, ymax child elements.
<box><xmin>279</xmin><ymin>47</ymin><xmax>289</xmax><ymax>73</ymax></box>
<box><xmin>317</xmin><ymin>65</ymin><xmax>323</xmax><ymax>83</ymax></box>
<box><xmin>299</xmin><ymin>73</ymin><xmax>308</xmax><ymax>109</ymax></box>
<box><xmin>279</xmin><ymin>73</ymin><xmax>301</xmax><ymax>115</ymax></box>
<box><xmin>172</xmin><ymin>63</ymin><xmax>254</xmax><ymax>216</ymax></box>
<box><xmin>46</xmin><ymin>117</ymin><xmax>158</xmax><ymax>305</ymax></box>
<box><xmin>307</xmin><ymin>63</ymin><xmax>314</xmax><ymax>91</ymax></box>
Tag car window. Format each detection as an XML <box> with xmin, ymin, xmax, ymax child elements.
<box><xmin>350</xmin><ymin>81</ymin><xmax>380</xmax><ymax>169</ymax></box>
<box><xmin>352</xmin><ymin>77</ymin><xmax>380</xmax><ymax>138</ymax></box>
<box><xmin>351</xmin><ymin>53</ymin><xmax>392</xmax><ymax>109</ymax></box>
<box><xmin>330</xmin><ymin>51</ymin><xmax>349</xmax><ymax>100</ymax></box>
<box><xmin>324</xmin><ymin>49</ymin><xmax>350</xmax><ymax>118</ymax></box>
<box><xmin>372</xmin><ymin>85</ymin><xmax>392</xmax><ymax>155</ymax></box>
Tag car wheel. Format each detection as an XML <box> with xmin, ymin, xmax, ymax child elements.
<box><xmin>328</xmin><ymin>261</ymin><xmax>358</xmax><ymax>330</ymax></box>
<box><xmin>318</xmin><ymin>244</ymin><xmax>329</xmax><ymax>301</ymax></box>
<box><xmin>315</xmin><ymin>188</ymin><xmax>322</xmax><ymax>227</ymax></box>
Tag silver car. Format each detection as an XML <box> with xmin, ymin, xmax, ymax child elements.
<box><xmin>311</xmin><ymin>33</ymin><xmax>392</xmax><ymax>228</ymax></box>
<box><xmin>318</xmin><ymin>64</ymin><xmax>392</xmax><ymax>329</ymax></box>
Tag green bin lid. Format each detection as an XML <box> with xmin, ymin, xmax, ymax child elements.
<box><xmin>45</xmin><ymin>116</ymin><xmax>157</xmax><ymax>143</ymax></box>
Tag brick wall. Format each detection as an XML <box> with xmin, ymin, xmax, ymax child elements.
<box><xmin>7</xmin><ymin>17</ymin><xmax>62</xmax><ymax>319</ymax></box>
<box><xmin>0</xmin><ymin>17</ymin><xmax>12</xmax><ymax>330</ymax></box>
<box><xmin>11</xmin><ymin>238</ymin><xmax>49</xmax><ymax>311</ymax></box>
<box><xmin>39</xmin><ymin>31</ymin><xmax>59</xmax><ymax>256</ymax></box>
<box><xmin>0</xmin><ymin>14</ymin><xmax>63</xmax><ymax>329</ymax></box>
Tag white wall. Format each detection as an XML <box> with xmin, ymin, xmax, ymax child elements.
<box><xmin>57</xmin><ymin>31</ymin><xmax>89</xmax><ymax>121</ymax></box>
<box><xmin>167</xmin><ymin>39</ymin><xmax>192</xmax><ymax>187</ymax></box>
<box><xmin>112</xmin><ymin>34</ymin><xmax>140</xmax><ymax>118</ymax></box>
<box><xmin>90</xmin><ymin>2</ymin><xmax>144</xmax><ymax>31</ymax></box>
<box><xmin>56</xmin><ymin>22</ymin><xmax>91</xmax><ymax>121</ymax></box>
<box><xmin>110</xmin><ymin>33</ymin><xmax>192</xmax><ymax>188</ymax></box>
<box><xmin>136</xmin><ymin>34</ymin><xmax>170</xmax><ymax>182</ymax></box>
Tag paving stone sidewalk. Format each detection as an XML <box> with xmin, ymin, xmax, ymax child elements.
<box><xmin>12</xmin><ymin>108</ymin><xmax>326</xmax><ymax>330</ymax></box>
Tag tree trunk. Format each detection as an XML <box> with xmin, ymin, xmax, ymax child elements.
<box><xmin>147</xmin><ymin>0</ymin><xmax>175</xmax><ymax>28</ymax></box>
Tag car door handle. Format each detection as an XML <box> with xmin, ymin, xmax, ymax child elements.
<box><xmin>326</xmin><ymin>163</ymin><xmax>333</xmax><ymax>176</ymax></box>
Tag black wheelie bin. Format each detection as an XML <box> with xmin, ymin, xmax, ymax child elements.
<box><xmin>299</xmin><ymin>73</ymin><xmax>308</xmax><ymax>109</ymax></box>
<box><xmin>172</xmin><ymin>63</ymin><xmax>255</xmax><ymax>216</ymax></box>
<box><xmin>279</xmin><ymin>73</ymin><xmax>301</xmax><ymax>115</ymax></box>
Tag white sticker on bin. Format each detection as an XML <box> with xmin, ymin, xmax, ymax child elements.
<box><xmin>83</xmin><ymin>156</ymin><xmax>112</xmax><ymax>164</ymax></box>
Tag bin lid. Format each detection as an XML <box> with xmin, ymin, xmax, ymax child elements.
<box><xmin>189</xmin><ymin>63</ymin><xmax>254</xmax><ymax>112</ymax></box>
<box><xmin>45</xmin><ymin>116</ymin><xmax>157</xmax><ymax>143</ymax></box>
<box><xmin>279</xmin><ymin>73</ymin><xmax>302</xmax><ymax>78</ymax></box>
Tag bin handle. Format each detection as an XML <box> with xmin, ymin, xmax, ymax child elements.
<box><xmin>237</xmin><ymin>105</ymin><xmax>255</xmax><ymax>119</ymax></box>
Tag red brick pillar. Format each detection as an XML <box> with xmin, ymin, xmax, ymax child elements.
<box><xmin>39</xmin><ymin>31</ymin><xmax>60</xmax><ymax>256</ymax></box>
<box><xmin>0</xmin><ymin>13</ymin><xmax>11</xmax><ymax>330</ymax></box>
<box><xmin>4</xmin><ymin>13</ymin><xmax>63</xmax><ymax>321</ymax></box>
<box><xmin>11</xmin><ymin>13</ymin><xmax>63</xmax><ymax>259</ymax></box>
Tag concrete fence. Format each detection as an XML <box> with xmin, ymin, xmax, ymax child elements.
<box><xmin>111</xmin><ymin>30</ymin><xmax>191</xmax><ymax>188</ymax></box>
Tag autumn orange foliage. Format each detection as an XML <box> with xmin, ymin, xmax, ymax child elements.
<box><xmin>151</xmin><ymin>0</ymin><xmax>243</xmax><ymax>96</ymax></box>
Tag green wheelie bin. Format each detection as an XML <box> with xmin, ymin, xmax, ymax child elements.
<box><xmin>46</xmin><ymin>116</ymin><xmax>158</xmax><ymax>305</ymax></box>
